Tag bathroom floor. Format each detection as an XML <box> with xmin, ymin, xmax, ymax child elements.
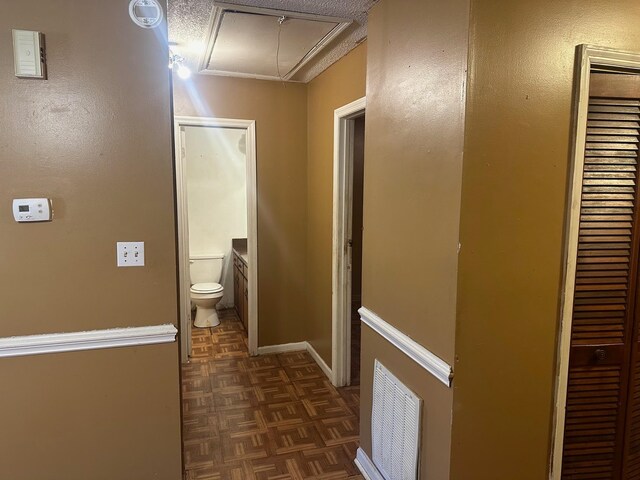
<box><xmin>181</xmin><ymin>309</ymin><xmax>363</xmax><ymax>480</ymax></box>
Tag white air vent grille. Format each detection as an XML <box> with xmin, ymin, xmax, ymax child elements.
<box><xmin>371</xmin><ymin>360</ymin><xmax>421</xmax><ymax>480</ymax></box>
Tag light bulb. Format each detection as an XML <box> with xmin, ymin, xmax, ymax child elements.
<box><xmin>177</xmin><ymin>64</ymin><xmax>191</xmax><ymax>80</ymax></box>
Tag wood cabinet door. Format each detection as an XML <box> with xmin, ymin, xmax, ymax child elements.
<box><xmin>241</xmin><ymin>271</ymin><xmax>248</xmax><ymax>330</ymax></box>
<box><xmin>233</xmin><ymin>262</ymin><xmax>240</xmax><ymax>316</ymax></box>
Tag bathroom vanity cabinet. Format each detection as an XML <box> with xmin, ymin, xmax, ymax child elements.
<box><xmin>233</xmin><ymin>250</ymin><xmax>248</xmax><ymax>330</ymax></box>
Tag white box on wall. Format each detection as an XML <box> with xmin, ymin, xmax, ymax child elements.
<box><xmin>12</xmin><ymin>29</ymin><xmax>46</xmax><ymax>79</ymax></box>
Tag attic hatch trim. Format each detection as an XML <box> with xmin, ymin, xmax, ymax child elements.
<box><xmin>198</xmin><ymin>1</ymin><xmax>352</xmax><ymax>82</ymax></box>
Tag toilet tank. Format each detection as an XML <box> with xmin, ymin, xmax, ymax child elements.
<box><xmin>190</xmin><ymin>254</ymin><xmax>224</xmax><ymax>284</ymax></box>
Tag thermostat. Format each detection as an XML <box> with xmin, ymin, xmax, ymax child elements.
<box><xmin>12</xmin><ymin>198</ymin><xmax>52</xmax><ymax>222</ymax></box>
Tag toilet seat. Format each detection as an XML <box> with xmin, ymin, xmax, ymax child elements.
<box><xmin>191</xmin><ymin>282</ymin><xmax>223</xmax><ymax>294</ymax></box>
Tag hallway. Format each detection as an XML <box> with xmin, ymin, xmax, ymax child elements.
<box><xmin>182</xmin><ymin>310</ymin><xmax>363</xmax><ymax>479</ymax></box>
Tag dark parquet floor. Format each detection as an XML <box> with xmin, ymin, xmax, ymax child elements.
<box><xmin>182</xmin><ymin>309</ymin><xmax>363</xmax><ymax>480</ymax></box>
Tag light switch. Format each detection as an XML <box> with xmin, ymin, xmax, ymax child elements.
<box><xmin>117</xmin><ymin>242</ymin><xmax>145</xmax><ymax>267</ymax></box>
<box><xmin>12</xmin><ymin>30</ymin><xmax>46</xmax><ymax>79</ymax></box>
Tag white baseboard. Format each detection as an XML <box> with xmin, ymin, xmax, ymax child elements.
<box><xmin>355</xmin><ymin>448</ymin><xmax>384</xmax><ymax>480</ymax></box>
<box><xmin>305</xmin><ymin>341</ymin><xmax>333</xmax><ymax>380</ymax></box>
<box><xmin>256</xmin><ymin>342</ymin><xmax>307</xmax><ymax>355</ymax></box>
<box><xmin>359</xmin><ymin>306</ymin><xmax>453</xmax><ymax>387</ymax></box>
<box><xmin>0</xmin><ymin>324</ymin><xmax>178</xmax><ymax>358</ymax></box>
<box><xmin>257</xmin><ymin>341</ymin><xmax>333</xmax><ymax>381</ymax></box>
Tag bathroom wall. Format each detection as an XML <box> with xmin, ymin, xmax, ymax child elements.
<box><xmin>184</xmin><ymin>125</ymin><xmax>247</xmax><ymax>307</ymax></box>
<box><xmin>173</xmin><ymin>75</ymin><xmax>309</xmax><ymax>347</ymax></box>
<box><xmin>0</xmin><ymin>1</ymin><xmax>182</xmax><ymax>478</ymax></box>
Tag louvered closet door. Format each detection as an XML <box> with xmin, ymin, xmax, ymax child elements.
<box><xmin>562</xmin><ymin>72</ymin><xmax>640</xmax><ymax>479</ymax></box>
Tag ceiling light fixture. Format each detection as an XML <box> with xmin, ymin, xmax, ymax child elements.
<box><xmin>169</xmin><ymin>52</ymin><xmax>191</xmax><ymax>80</ymax></box>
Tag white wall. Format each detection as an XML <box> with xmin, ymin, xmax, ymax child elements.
<box><xmin>184</xmin><ymin>125</ymin><xmax>247</xmax><ymax>307</ymax></box>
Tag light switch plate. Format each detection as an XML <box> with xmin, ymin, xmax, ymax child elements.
<box><xmin>12</xmin><ymin>29</ymin><xmax>46</xmax><ymax>79</ymax></box>
<box><xmin>117</xmin><ymin>242</ymin><xmax>145</xmax><ymax>267</ymax></box>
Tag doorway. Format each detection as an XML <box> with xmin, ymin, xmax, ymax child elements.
<box><xmin>552</xmin><ymin>46</ymin><xmax>640</xmax><ymax>478</ymax></box>
<box><xmin>174</xmin><ymin>116</ymin><xmax>258</xmax><ymax>362</ymax></box>
<box><xmin>332</xmin><ymin>97</ymin><xmax>366</xmax><ymax>387</ymax></box>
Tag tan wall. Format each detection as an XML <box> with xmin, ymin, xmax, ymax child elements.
<box><xmin>362</xmin><ymin>0</ymin><xmax>469</xmax><ymax>366</ymax></box>
<box><xmin>0</xmin><ymin>1</ymin><xmax>181</xmax><ymax>478</ymax></box>
<box><xmin>451</xmin><ymin>1</ymin><xmax>640</xmax><ymax>478</ymax></box>
<box><xmin>359</xmin><ymin>0</ymin><xmax>470</xmax><ymax>476</ymax></box>
<box><xmin>0</xmin><ymin>346</ymin><xmax>181</xmax><ymax>480</ymax></box>
<box><xmin>173</xmin><ymin>76</ymin><xmax>308</xmax><ymax>347</ymax></box>
<box><xmin>360</xmin><ymin>325</ymin><xmax>454</xmax><ymax>479</ymax></box>
<box><xmin>306</xmin><ymin>43</ymin><xmax>367</xmax><ymax>365</ymax></box>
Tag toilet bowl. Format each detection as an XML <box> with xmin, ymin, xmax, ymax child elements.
<box><xmin>190</xmin><ymin>254</ymin><xmax>225</xmax><ymax>328</ymax></box>
<box><xmin>191</xmin><ymin>282</ymin><xmax>224</xmax><ymax>327</ymax></box>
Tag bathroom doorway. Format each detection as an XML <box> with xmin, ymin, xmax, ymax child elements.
<box><xmin>174</xmin><ymin>117</ymin><xmax>258</xmax><ymax>362</ymax></box>
<box><xmin>332</xmin><ymin>97</ymin><xmax>366</xmax><ymax>387</ymax></box>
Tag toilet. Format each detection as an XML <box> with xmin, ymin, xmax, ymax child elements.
<box><xmin>190</xmin><ymin>254</ymin><xmax>225</xmax><ymax>328</ymax></box>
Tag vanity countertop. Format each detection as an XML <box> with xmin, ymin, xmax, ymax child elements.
<box><xmin>232</xmin><ymin>238</ymin><xmax>249</xmax><ymax>265</ymax></box>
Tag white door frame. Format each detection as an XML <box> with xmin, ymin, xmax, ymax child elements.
<box><xmin>331</xmin><ymin>97</ymin><xmax>366</xmax><ymax>387</ymax></box>
<box><xmin>550</xmin><ymin>45</ymin><xmax>640</xmax><ymax>479</ymax></box>
<box><xmin>174</xmin><ymin>116</ymin><xmax>258</xmax><ymax>362</ymax></box>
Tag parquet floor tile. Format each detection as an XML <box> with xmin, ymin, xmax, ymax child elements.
<box><xmin>218</xmin><ymin>406</ymin><xmax>268</xmax><ymax>434</ymax></box>
<box><xmin>238</xmin><ymin>355</ymin><xmax>281</xmax><ymax>372</ymax></box>
<box><xmin>182</xmin><ymin>309</ymin><xmax>363</xmax><ymax>480</ymax></box>
<box><xmin>291</xmin><ymin>378</ymin><xmax>339</xmax><ymax>399</ymax></box>
<box><xmin>315</xmin><ymin>417</ymin><xmax>359</xmax><ymax>447</ymax></box>
<box><xmin>268</xmin><ymin>423</ymin><xmax>325</xmax><ymax>455</ymax></box>
<box><xmin>183</xmin><ymin>414</ymin><xmax>219</xmax><ymax>441</ymax></box>
<box><xmin>221</xmin><ymin>430</ymin><xmax>271</xmax><ymax>462</ymax></box>
<box><xmin>277</xmin><ymin>351</ymin><xmax>315</xmax><ymax>366</ymax></box>
<box><xmin>253</xmin><ymin>383</ymin><xmax>299</xmax><ymax>405</ymax></box>
<box><xmin>248</xmin><ymin>367</ymin><xmax>291</xmax><ymax>386</ymax></box>
<box><xmin>299</xmin><ymin>445</ymin><xmax>361</xmax><ymax>478</ymax></box>
<box><xmin>213</xmin><ymin>387</ymin><xmax>258</xmax><ymax>411</ymax></box>
<box><xmin>301</xmin><ymin>397</ymin><xmax>353</xmax><ymax>420</ymax></box>
<box><xmin>210</xmin><ymin>371</ymin><xmax>251</xmax><ymax>390</ymax></box>
<box><xmin>206</xmin><ymin>359</ymin><xmax>242</xmax><ymax>375</ymax></box>
<box><xmin>259</xmin><ymin>401</ymin><xmax>311</xmax><ymax>427</ymax></box>
<box><xmin>183</xmin><ymin>392</ymin><xmax>214</xmax><ymax>417</ymax></box>
<box><xmin>283</xmin><ymin>363</ymin><xmax>324</xmax><ymax>381</ymax></box>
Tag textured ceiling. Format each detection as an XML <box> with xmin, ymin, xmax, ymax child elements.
<box><xmin>168</xmin><ymin>0</ymin><xmax>377</xmax><ymax>83</ymax></box>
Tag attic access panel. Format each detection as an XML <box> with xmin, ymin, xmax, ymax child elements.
<box><xmin>199</xmin><ymin>2</ymin><xmax>351</xmax><ymax>81</ymax></box>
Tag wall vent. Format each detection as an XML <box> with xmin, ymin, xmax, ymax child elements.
<box><xmin>371</xmin><ymin>360</ymin><xmax>422</xmax><ymax>480</ymax></box>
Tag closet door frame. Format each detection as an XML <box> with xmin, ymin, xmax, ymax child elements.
<box><xmin>551</xmin><ymin>45</ymin><xmax>640</xmax><ymax>480</ymax></box>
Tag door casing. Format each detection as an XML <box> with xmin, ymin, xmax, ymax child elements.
<box><xmin>174</xmin><ymin>116</ymin><xmax>258</xmax><ymax>362</ymax></box>
<box><xmin>551</xmin><ymin>45</ymin><xmax>640</xmax><ymax>479</ymax></box>
<box><xmin>332</xmin><ymin>97</ymin><xmax>366</xmax><ymax>387</ymax></box>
